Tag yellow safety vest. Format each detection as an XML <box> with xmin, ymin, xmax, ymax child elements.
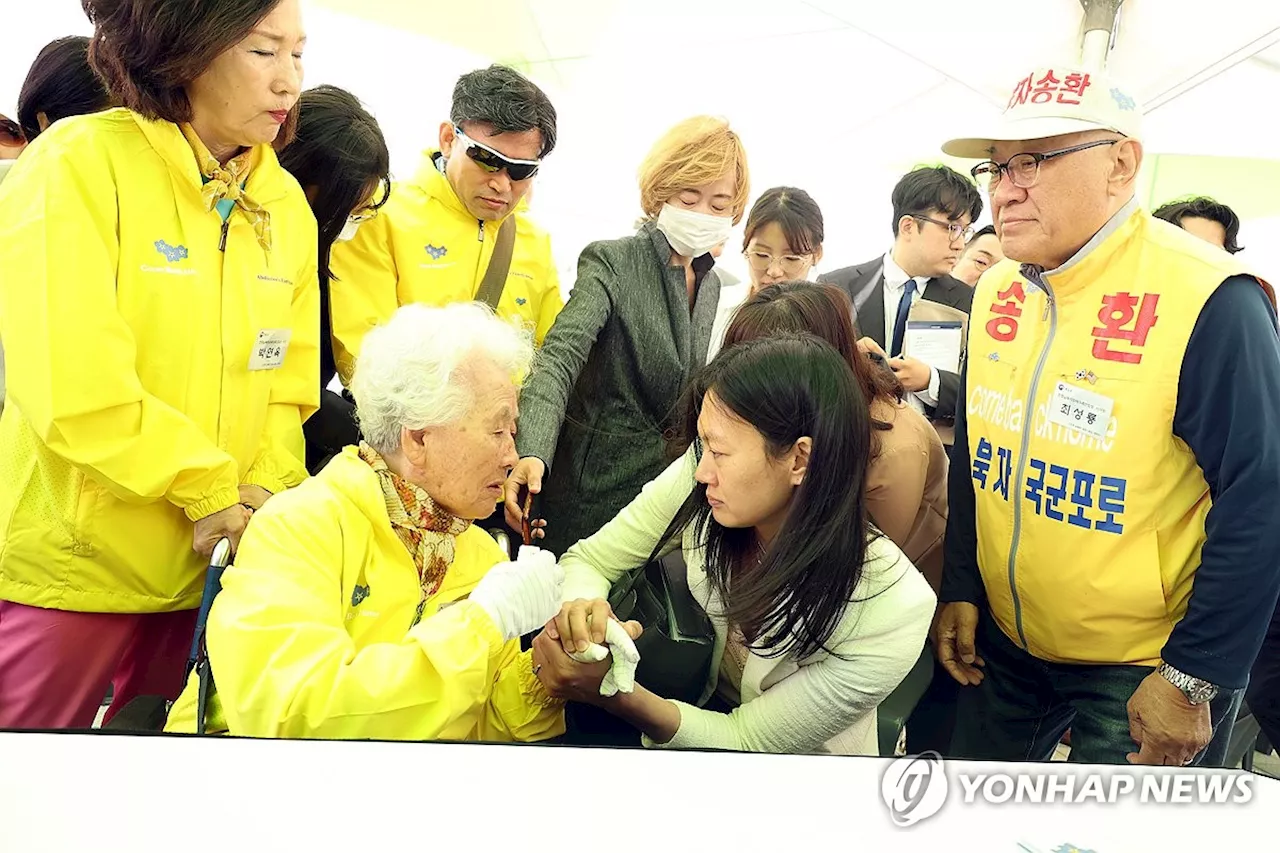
<box><xmin>965</xmin><ymin>206</ymin><xmax>1271</xmax><ymax>666</ymax></box>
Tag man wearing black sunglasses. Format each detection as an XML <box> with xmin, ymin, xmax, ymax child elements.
<box><xmin>934</xmin><ymin>65</ymin><xmax>1280</xmax><ymax>770</ymax></box>
<box><xmin>330</xmin><ymin>65</ymin><xmax>563</xmax><ymax>388</ymax></box>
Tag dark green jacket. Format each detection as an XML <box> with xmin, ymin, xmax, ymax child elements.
<box><xmin>516</xmin><ymin>222</ymin><xmax>722</xmax><ymax>556</ymax></box>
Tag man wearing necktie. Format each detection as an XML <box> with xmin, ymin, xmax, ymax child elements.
<box><xmin>820</xmin><ymin>166</ymin><xmax>982</xmax><ymax>437</ymax></box>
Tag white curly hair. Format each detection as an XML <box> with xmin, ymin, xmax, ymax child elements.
<box><xmin>350</xmin><ymin>302</ymin><xmax>534</xmax><ymax>456</ymax></box>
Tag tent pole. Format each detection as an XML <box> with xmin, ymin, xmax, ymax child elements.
<box><xmin>1078</xmin><ymin>0</ymin><xmax>1124</xmax><ymax>70</ymax></box>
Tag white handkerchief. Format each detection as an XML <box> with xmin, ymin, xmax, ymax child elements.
<box><xmin>568</xmin><ymin>617</ymin><xmax>641</xmax><ymax>696</ymax></box>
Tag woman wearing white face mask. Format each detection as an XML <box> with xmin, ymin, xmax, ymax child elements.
<box><xmin>503</xmin><ymin>116</ymin><xmax>750</xmax><ymax>557</ymax></box>
<box><xmin>278</xmin><ymin>85</ymin><xmax>392</xmax><ymax>473</ymax></box>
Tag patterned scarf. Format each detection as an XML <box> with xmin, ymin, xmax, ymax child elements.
<box><xmin>179</xmin><ymin>124</ymin><xmax>272</xmax><ymax>252</ymax></box>
<box><xmin>358</xmin><ymin>443</ymin><xmax>471</xmax><ymax>627</ymax></box>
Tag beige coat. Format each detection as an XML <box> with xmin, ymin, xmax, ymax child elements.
<box><xmin>865</xmin><ymin>398</ymin><xmax>949</xmax><ymax>594</ymax></box>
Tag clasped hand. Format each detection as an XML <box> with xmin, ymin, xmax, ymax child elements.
<box><xmin>532</xmin><ymin>598</ymin><xmax>643</xmax><ymax>704</ymax></box>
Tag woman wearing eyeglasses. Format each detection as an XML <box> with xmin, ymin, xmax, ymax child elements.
<box><xmin>707</xmin><ymin>186</ymin><xmax>824</xmax><ymax>359</ymax></box>
<box><xmin>277</xmin><ymin>85</ymin><xmax>391</xmax><ymax>473</ymax></box>
<box><xmin>0</xmin><ymin>116</ymin><xmax>25</xmax><ymax>164</ymax></box>
<box><xmin>0</xmin><ymin>0</ymin><xmax>318</xmax><ymax>730</ymax></box>
<box><xmin>503</xmin><ymin>116</ymin><xmax>750</xmax><ymax>559</ymax></box>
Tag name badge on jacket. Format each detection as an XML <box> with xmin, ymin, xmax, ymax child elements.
<box><xmin>249</xmin><ymin>329</ymin><xmax>291</xmax><ymax>371</ymax></box>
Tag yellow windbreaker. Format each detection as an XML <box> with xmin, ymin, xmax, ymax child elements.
<box><xmin>328</xmin><ymin>151</ymin><xmax>562</xmax><ymax>385</ymax></box>
<box><xmin>164</xmin><ymin>446</ymin><xmax>566</xmax><ymax>742</ymax></box>
<box><xmin>0</xmin><ymin>109</ymin><xmax>318</xmax><ymax>614</ymax></box>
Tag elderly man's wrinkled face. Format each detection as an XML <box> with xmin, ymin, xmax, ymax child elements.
<box><xmin>989</xmin><ymin>131</ymin><xmax>1140</xmax><ymax>271</ymax></box>
<box><xmin>415</xmin><ymin>358</ymin><xmax>520</xmax><ymax>520</ymax></box>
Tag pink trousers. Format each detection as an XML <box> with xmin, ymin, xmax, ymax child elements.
<box><xmin>0</xmin><ymin>600</ymin><xmax>196</xmax><ymax>729</ymax></box>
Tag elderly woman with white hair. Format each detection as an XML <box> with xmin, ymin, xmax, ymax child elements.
<box><xmin>165</xmin><ymin>302</ymin><xmax>573</xmax><ymax>740</ymax></box>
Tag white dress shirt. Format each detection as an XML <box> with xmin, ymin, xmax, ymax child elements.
<box><xmin>881</xmin><ymin>251</ymin><xmax>941</xmax><ymax>412</ymax></box>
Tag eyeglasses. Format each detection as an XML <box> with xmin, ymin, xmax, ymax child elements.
<box><xmin>348</xmin><ymin>180</ymin><xmax>391</xmax><ymax>225</ymax></box>
<box><xmin>911</xmin><ymin>214</ymin><xmax>974</xmax><ymax>244</ymax></box>
<box><xmin>0</xmin><ymin>117</ymin><xmax>24</xmax><ymax>146</ymax></box>
<box><xmin>744</xmin><ymin>249</ymin><xmax>812</xmax><ymax>276</ymax></box>
<box><xmin>971</xmin><ymin>139</ymin><xmax>1121</xmax><ymax>191</ymax></box>
<box><xmin>454</xmin><ymin>125</ymin><xmax>541</xmax><ymax>181</ymax></box>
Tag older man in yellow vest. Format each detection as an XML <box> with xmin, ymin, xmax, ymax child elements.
<box><xmin>932</xmin><ymin>65</ymin><xmax>1280</xmax><ymax>767</ymax></box>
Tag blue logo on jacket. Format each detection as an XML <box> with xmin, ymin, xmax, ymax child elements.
<box><xmin>425</xmin><ymin>244</ymin><xmax>448</xmax><ymax>260</ymax></box>
<box><xmin>154</xmin><ymin>240</ymin><xmax>188</xmax><ymax>262</ymax></box>
<box><xmin>516</xmin><ymin>297</ymin><xmax>527</xmax><ymax>305</ymax></box>
<box><xmin>351</xmin><ymin>584</ymin><xmax>370</xmax><ymax>607</ymax></box>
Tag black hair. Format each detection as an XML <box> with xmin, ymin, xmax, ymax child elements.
<box><xmin>278</xmin><ymin>86</ymin><xmax>391</xmax><ymax>282</ymax></box>
<box><xmin>653</xmin><ymin>333</ymin><xmax>876</xmax><ymax>660</ymax></box>
<box><xmin>968</xmin><ymin>224</ymin><xmax>997</xmax><ymax>244</ymax></box>
<box><xmin>451</xmin><ymin>65</ymin><xmax>558</xmax><ymax>158</ymax></box>
<box><xmin>741</xmin><ymin>186</ymin><xmax>824</xmax><ymax>256</ymax></box>
<box><xmin>891</xmin><ymin>165</ymin><xmax>984</xmax><ymax>237</ymax></box>
<box><xmin>1152</xmin><ymin>196</ymin><xmax>1245</xmax><ymax>254</ymax></box>
<box><xmin>277</xmin><ymin>85</ymin><xmax>390</xmax><ymax>383</ymax></box>
<box><xmin>17</xmin><ymin>36</ymin><xmax>113</xmax><ymax>142</ymax></box>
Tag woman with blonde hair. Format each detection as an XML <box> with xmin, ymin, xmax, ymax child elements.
<box><xmin>503</xmin><ymin>115</ymin><xmax>750</xmax><ymax>557</ymax></box>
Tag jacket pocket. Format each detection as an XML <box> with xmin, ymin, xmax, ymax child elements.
<box><xmin>71</xmin><ymin>474</ymin><xmax>105</xmax><ymax>556</ymax></box>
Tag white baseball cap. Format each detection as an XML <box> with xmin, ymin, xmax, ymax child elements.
<box><xmin>943</xmin><ymin>65</ymin><xmax>1143</xmax><ymax>159</ymax></box>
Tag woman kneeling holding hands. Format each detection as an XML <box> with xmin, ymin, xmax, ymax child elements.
<box><xmin>531</xmin><ymin>334</ymin><xmax>936</xmax><ymax>754</ymax></box>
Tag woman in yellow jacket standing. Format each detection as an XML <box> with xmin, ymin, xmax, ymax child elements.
<box><xmin>0</xmin><ymin>0</ymin><xmax>318</xmax><ymax>730</ymax></box>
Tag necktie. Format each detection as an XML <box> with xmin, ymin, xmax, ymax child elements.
<box><xmin>890</xmin><ymin>278</ymin><xmax>918</xmax><ymax>357</ymax></box>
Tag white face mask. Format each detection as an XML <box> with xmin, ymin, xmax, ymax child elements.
<box><xmin>336</xmin><ymin>219</ymin><xmax>361</xmax><ymax>243</ymax></box>
<box><xmin>655</xmin><ymin>203</ymin><xmax>733</xmax><ymax>258</ymax></box>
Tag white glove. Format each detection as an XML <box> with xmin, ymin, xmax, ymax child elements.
<box><xmin>469</xmin><ymin>546</ymin><xmax>565</xmax><ymax>643</ymax></box>
<box><xmin>568</xmin><ymin>616</ymin><xmax>641</xmax><ymax>696</ymax></box>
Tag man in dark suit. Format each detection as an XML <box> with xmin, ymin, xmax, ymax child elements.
<box><xmin>819</xmin><ymin>166</ymin><xmax>982</xmax><ymax>425</ymax></box>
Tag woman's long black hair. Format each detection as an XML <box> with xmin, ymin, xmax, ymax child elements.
<box><xmin>652</xmin><ymin>333</ymin><xmax>875</xmax><ymax>660</ymax></box>
<box><xmin>278</xmin><ymin>85</ymin><xmax>391</xmax><ymax>281</ymax></box>
<box><xmin>277</xmin><ymin>85</ymin><xmax>390</xmax><ymax>382</ymax></box>
<box><xmin>17</xmin><ymin>36</ymin><xmax>113</xmax><ymax>142</ymax></box>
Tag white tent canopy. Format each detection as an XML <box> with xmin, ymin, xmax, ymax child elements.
<box><xmin>5</xmin><ymin>0</ymin><xmax>1279</xmax><ymax>281</ymax></box>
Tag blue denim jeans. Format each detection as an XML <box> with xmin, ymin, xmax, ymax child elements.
<box><xmin>951</xmin><ymin>612</ymin><xmax>1244</xmax><ymax>766</ymax></box>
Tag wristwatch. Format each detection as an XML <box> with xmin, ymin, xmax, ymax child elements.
<box><xmin>1157</xmin><ymin>662</ymin><xmax>1219</xmax><ymax>705</ymax></box>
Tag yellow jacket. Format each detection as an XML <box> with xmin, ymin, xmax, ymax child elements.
<box><xmin>328</xmin><ymin>151</ymin><xmax>562</xmax><ymax>385</ymax></box>
<box><xmin>0</xmin><ymin>109</ymin><xmax>318</xmax><ymax>614</ymax></box>
<box><xmin>965</xmin><ymin>204</ymin><xmax>1263</xmax><ymax>666</ymax></box>
<box><xmin>165</xmin><ymin>445</ymin><xmax>566</xmax><ymax>742</ymax></box>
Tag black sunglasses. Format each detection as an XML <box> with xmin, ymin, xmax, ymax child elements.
<box><xmin>454</xmin><ymin>125</ymin><xmax>540</xmax><ymax>181</ymax></box>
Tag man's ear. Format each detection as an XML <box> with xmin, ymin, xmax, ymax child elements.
<box><xmin>438</xmin><ymin>122</ymin><xmax>456</xmax><ymax>157</ymax></box>
<box><xmin>1112</xmin><ymin>138</ymin><xmax>1143</xmax><ymax>189</ymax></box>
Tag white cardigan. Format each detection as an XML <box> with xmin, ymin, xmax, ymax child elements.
<box><xmin>559</xmin><ymin>449</ymin><xmax>937</xmax><ymax>755</ymax></box>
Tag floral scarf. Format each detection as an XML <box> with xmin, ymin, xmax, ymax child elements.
<box><xmin>179</xmin><ymin>123</ymin><xmax>272</xmax><ymax>252</ymax></box>
<box><xmin>358</xmin><ymin>443</ymin><xmax>470</xmax><ymax>627</ymax></box>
